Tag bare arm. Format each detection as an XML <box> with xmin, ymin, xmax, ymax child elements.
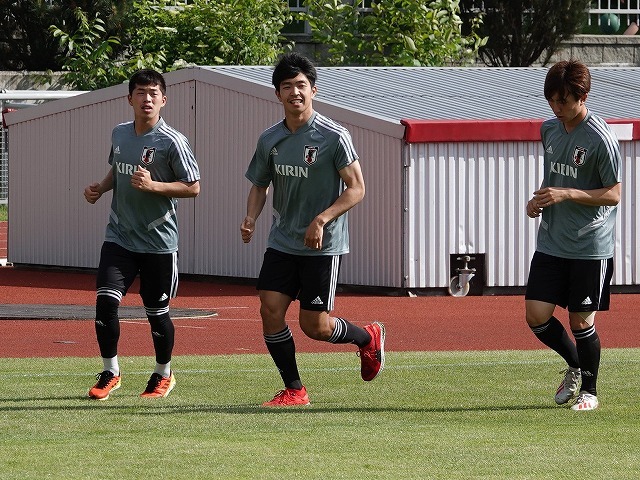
<box><xmin>240</xmin><ymin>184</ymin><xmax>269</xmax><ymax>244</ymax></box>
<box><xmin>527</xmin><ymin>183</ymin><xmax>620</xmax><ymax>218</ymax></box>
<box><xmin>304</xmin><ymin>160</ymin><xmax>366</xmax><ymax>250</ymax></box>
<box><xmin>84</xmin><ymin>170</ymin><xmax>114</xmax><ymax>204</ymax></box>
<box><xmin>131</xmin><ymin>166</ymin><xmax>200</xmax><ymax>198</ymax></box>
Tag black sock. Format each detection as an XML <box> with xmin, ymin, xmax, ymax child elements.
<box><xmin>327</xmin><ymin>317</ymin><xmax>371</xmax><ymax>347</ymax></box>
<box><xmin>264</xmin><ymin>327</ymin><xmax>303</xmax><ymax>390</ymax></box>
<box><xmin>147</xmin><ymin>312</ymin><xmax>175</xmax><ymax>365</ymax></box>
<box><xmin>530</xmin><ymin>316</ymin><xmax>580</xmax><ymax>368</ymax></box>
<box><xmin>573</xmin><ymin>325</ymin><xmax>600</xmax><ymax>396</ymax></box>
<box><xmin>95</xmin><ymin>295</ymin><xmax>120</xmax><ymax>358</ymax></box>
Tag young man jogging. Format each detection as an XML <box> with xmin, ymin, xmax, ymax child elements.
<box><xmin>84</xmin><ymin>69</ymin><xmax>200</xmax><ymax>400</ymax></box>
<box><xmin>241</xmin><ymin>52</ymin><xmax>385</xmax><ymax>407</ymax></box>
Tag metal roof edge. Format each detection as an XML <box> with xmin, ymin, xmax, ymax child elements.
<box><xmin>189</xmin><ymin>66</ymin><xmax>277</xmax><ymax>103</ymax></box>
<box><xmin>4</xmin><ymin>83</ymin><xmax>128</xmax><ymax>126</ymax></box>
<box><xmin>315</xmin><ymin>98</ymin><xmax>405</xmax><ymax>139</ymax></box>
<box><xmin>193</xmin><ymin>66</ymin><xmax>405</xmax><ymax>139</ymax></box>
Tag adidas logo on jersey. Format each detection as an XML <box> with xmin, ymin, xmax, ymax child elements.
<box><xmin>270</xmin><ymin>147</ymin><xmax>278</xmax><ymax>157</ymax></box>
<box><xmin>581</xmin><ymin>296</ymin><xmax>592</xmax><ymax>306</ymax></box>
<box><xmin>310</xmin><ymin>296</ymin><xmax>323</xmax><ymax>305</ymax></box>
<box><xmin>546</xmin><ymin>145</ymin><xmax>553</xmax><ymax>154</ymax></box>
<box><xmin>159</xmin><ymin>293</ymin><xmax>169</xmax><ymax>301</ymax></box>
<box><xmin>114</xmin><ymin>146</ymin><xmax>121</xmax><ymax>154</ymax></box>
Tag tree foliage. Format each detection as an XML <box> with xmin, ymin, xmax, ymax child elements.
<box><xmin>127</xmin><ymin>0</ymin><xmax>292</xmax><ymax>67</ymax></box>
<box><xmin>459</xmin><ymin>0</ymin><xmax>592</xmax><ymax>67</ymax></box>
<box><xmin>0</xmin><ymin>0</ymin><xmax>131</xmax><ymax>71</ymax></box>
<box><xmin>50</xmin><ymin>8</ymin><xmax>164</xmax><ymax>90</ymax></box>
<box><xmin>50</xmin><ymin>0</ymin><xmax>292</xmax><ymax>89</ymax></box>
<box><xmin>299</xmin><ymin>0</ymin><xmax>487</xmax><ymax>66</ymax></box>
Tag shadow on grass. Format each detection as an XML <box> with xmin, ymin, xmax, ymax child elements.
<box><xmin>0</xmin><ymin>397</ymin><xmax>559</xmax><ymax>414</ymax></box>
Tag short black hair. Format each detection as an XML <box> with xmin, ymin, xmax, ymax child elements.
<box><xmin>272</xmin><ymin>52</ymin><xmax>317</xmax><ymax>90</ymax></box>
<box><xmin>128</xmin><ymin>69</ymin><xmax>167</xmax><ymax>96</ymax></box>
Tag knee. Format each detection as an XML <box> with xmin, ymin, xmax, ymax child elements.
<box><xmin>259</xmin><ymin>304</ymin><xmax>288</xmax><ymax>335</ymax></box>
<box><xmin>260</xmin><ymin>303</ymin><xmax>283</xmax><ymax>324</ymax></box>
<box><xmin>96</xmin><ymin>294</ymin><xmax>119</xmax><ymax>322</ymax></box>
<box><xmin>569</xmin><ymin>311</ymin><xmax>596</xmax><ymax>330</ymax></box>
<box><xmin>525</xmin><ymin>310</ymin><xmax>544</xmax><ymax>327</ymax></box>
<box><xmin>525</xmin><ymin>300</ymin><xmax>554</xmax><ymax>327</ymax></box>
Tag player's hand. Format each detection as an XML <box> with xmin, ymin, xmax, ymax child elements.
<box><xmin>84</xmin><ymin>182</ymin><xmax>102</xmax><ymax>204</ymax></box>
<box><xmin>533</xmin><ymin>187</ymin><xmax>567</xmax><ymax>208</ymax></box>
<box><xmin>131</xmin><ymin>165</ymin><xmax>153</xmax><ymax>191</ymax></box>
<box><xmin>526</xmin><ymin>197</ymin><xmax>542</xmax><ymax>218</ymax></box>
<box><xmin>241</xmin><ymin>216</ymin><xmax>255</xmax><ymax>243</ymax></box>
<box><xmin>304</xmin><ymin>221</ymin><xmax>324</xmax><ymax>250</ymax></box>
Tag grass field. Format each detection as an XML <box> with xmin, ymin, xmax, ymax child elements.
<box><xmin>2</xmin><ymin>349</ymin><xmax>639</xmax><ymax>479</ymax></box>
<box><xmin>0</xmin><ymin>203</ymin><xmax>6</xmax><ymax>221</ymax></box>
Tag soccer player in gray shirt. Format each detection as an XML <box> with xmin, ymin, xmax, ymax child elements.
<box><xmin>241</xmin><ymin>52</ymin><xmax>385</xmax><ymax>406</ymax></box>
<box><xmin>84</xmin><ymin>69</ymin><xmax>200</xmax><ymax>400</ymax></box>
<box><xmin>525</xmin><ymin>60</ymin><xmax>621</xmax><ymax>411</ymax></box>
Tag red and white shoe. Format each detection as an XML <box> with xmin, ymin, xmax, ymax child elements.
<box><xmin>571</xmin><ymin>391</ymin><xmax>599</xmax><ymax>411</ymax></box>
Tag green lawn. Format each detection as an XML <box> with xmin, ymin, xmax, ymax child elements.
<box><xmin>0</xmin><ymin>203</ymin><xmax>6</xmax><ymax>221</ymax></box>
<box><xmin>2</xmin><ymin>349</ymin><xmax>639</xmax><ymax>479</ymax></box>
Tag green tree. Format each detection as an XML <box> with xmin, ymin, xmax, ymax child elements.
<box><xmin>299</xmin><ymin>0</ymin><xmax>486</xmax><ymax>66</ymax></box>
<box><xmin>459</xmin><ymin>0</ymin><xmax>592</xmax><ymax>67</ymax></box>
<box><xmin>0</xmin><ymin>0</ymin><xmax>132</xmax><ymax>71</ymax></box>
<box><xmin>128</xmin><ymin>0</ymin><xmax>292</xmax><ymax>67</ymax></box>
<box><xmin>51</xmin><ymin>8</ymin><xmax>165</xmax><ymax>90</ymax></box>
<box><xmin>50</xmin><ymin>0</ymin><xmax>292</xmax><ymax>89</ymax></box>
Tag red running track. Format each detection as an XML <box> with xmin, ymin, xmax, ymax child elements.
<box><xmin>1</xmin><ymin>266</ymin><xmax>639</xmax><ymax>358</ymax></box>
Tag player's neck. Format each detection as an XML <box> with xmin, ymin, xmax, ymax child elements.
<box><xmin>134</xmin><ymin>116</ymin><xmax>161</xmax><ymax>136</ymax></box>
<box><xmin>284</xmin><ymin>109</ymin><xmax>314</xmax><ymax>133</ymax></box>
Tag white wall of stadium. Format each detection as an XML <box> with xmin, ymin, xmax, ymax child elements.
<box><xmin>5</xmin><ymin>66</ymin><xmax>639</xmax><ymax>291</ymax></box>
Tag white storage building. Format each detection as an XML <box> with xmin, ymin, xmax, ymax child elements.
<box><xmin>5</xmin><ymin>66</ymin><xmax>639</xmax><ymax>292</ymax></box>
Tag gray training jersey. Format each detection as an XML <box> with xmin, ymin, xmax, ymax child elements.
<box><xmin>537</xmin><ymin>110</ymin><xmax>621</xmax><ymax>259</ymax></box>
<box><xmin>105</xmin><ymin>118</ymin><xmax>200</xmax><ymax>254</ymax></box>
<box><xmin>245</xmin><ymin>111</ymin><xmax>359</xmax><ymax>256</ymax></box>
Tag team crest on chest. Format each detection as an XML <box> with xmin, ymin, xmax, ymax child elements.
<box><xmin>141</xmin><ymin>147</ymin><xmax>156</xmax><ymax>166</ymax></box>
<box><xmin>304</xmin><ymin>145</ymin><xmax>319</xmax><ymax>166</ymax></box>
<box><xmin>572</xmin><ymin>146</ymin><xmax>587</xmax><ymax>166</ymax></box>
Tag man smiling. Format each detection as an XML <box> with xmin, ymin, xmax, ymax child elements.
<box><xmin>241</xmin><ymin>52</ymin><xmax>385</xmax><ymax>407</ymax></box>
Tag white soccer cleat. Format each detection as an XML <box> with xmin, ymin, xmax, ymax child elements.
<box><xmin>555</xmin><ymin>367</ymin><xmax>581</xmax><ymax>405</ymax></box>
<box><xmin>571</xmin><ymin>391</ymin><xmax>599</xmax><ymax>411</ymax></box>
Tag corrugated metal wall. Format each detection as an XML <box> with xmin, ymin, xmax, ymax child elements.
<box><xmin>403</xmin><ymin>140</ymin><xmax>638</xmax><ymax>288</ymax></box>
<box><xmin>617</xmin><ymin>141</ymin><xmax>640</xmax><ymax>285</ymax></box>
<box><xmin>7</xmin><ymin>70</ymin><xmax>637</xmax><ymax>290</ymax></box>
<box><xmin>7</xmin><ymin>77</ymin><xmax>405</xmax><ymax>288</ymax></box>
<box><xmin>190</xmin><ymin>80</ymin><xmax>404</xmax><ymax>287</ymax></box>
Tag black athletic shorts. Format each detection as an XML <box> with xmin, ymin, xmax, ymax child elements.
<box><xmin>257</xmin><ymin>248</ymin><xmax>342</xmax><ymax>312</ymax></box>
<box><xmin>525</xmin><ymin>251</ymin><xmax>613</xmax><ymax>312</ymax></box>
<box><xmin>96</xmin><ymin>241</ymin><xmax>179</xmax><ymax>306</ymax></box>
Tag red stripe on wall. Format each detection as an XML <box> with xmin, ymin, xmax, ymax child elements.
<box><xmin>401</xmin><ymin>118</ymin><xmax>640</xmax><ymax>143</ymax></box>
